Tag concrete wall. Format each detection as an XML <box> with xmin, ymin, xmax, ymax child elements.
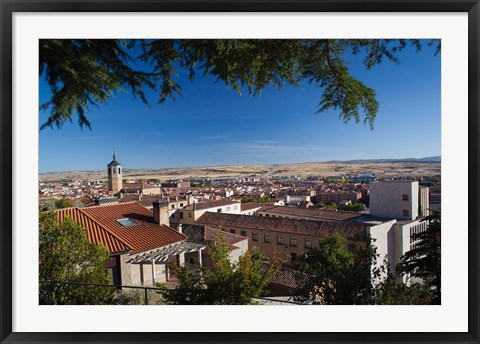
<box><xmin>392</xmin><ymin>219</ymin><xmax>428</xmax><ymax>281</ymax></box>
<box><xmin>128</xmin><ymin>262</ymin><xmax>168</xmax><ymax>286</ymax></box>
<box><xmin>366</xmin><ymin>219</ymin><xmax>397</xmax><ymax>283</ymax></box>
<box><xmin>119</xmin><ymin>253</ymin><xmax>132</xmax><ymax>286</ymax></box>
<box><xmin>228</xmin><ymin>238</ymin><xmax>248</xmax><ymax>264</ymax></box>
<box><xmin>369</xmin><ymin>181</ymin><xmax>419</xmax><ymax>220</ymax></box>
<box><xmin>419</xmin><ymin>186</ymin><xmax>430</xmax><ymax>217</ymax></box>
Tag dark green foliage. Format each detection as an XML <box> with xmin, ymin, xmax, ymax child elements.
<box><xmin>294</xmin><ymin>231</ymin><xmax>439</xmax><ymax>305</ymax></box>
<box><xmin>240</xmin><ymin>196</ymin><xmax>272</xmax><ymax>204</ymax></box>
<box><xmin>54</xmin><ymin>198</ymin><xmax>73</xmax><ymax>209</ymax></box>
<box><xmin>40</xmin><ymin>39</ymin><xmax>439</xmax><ymax>130</ymax></box>
<box><xmin>317</xmin><ymin>202</ymin><xmax>338</xmax><ymax>210</ymax></box>
<box><xmin>342</xmin><ymin>202</ymin><xmax>366</xmax><ymax>212</ymax></box>
<box><xmin>396</xmin><ymin>212</ymin><xmax>441</xmax><ymax>304</ymax></box>
<box><xmin>163</xmin><ymin>238</ymin><xmax>280</xmax><ymax>305</ymax></box>
<box><xmin>39</xmin><ymin>212</ymin><xmax>115</xmax><ymax>304</ymax></box>
<box><xmin>293</xmin><ymin>233</ymin><xmax>380</xmax><ymax>305</ymax></box>
<box><xmin>374</xmin><ymin>277</ymin><xmax>433</xmax><ymax>305</ymax></box>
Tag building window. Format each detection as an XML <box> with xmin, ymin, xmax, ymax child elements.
<box><xmin>180</xmin><ymin>212</ymin><xmax>184</xmax><ymax>220</ymax></box>
<box><xmin>180</xmin><ymin>203</ymin><xmax>184</xmax><ymax>207</ymax></box>
<box><xmin>217</xmin><ymin>209</ymin><xmax>222</xmax><ymax>213</ymax></box>
<box><xmin>240</xmin><ymin>230</ymin><xmax>247</xmax><ymax>237</ymax></box>
<box><xmin>403</xmin><ymin>194</ymin><xmax>409</xmax><ymax>201</ymax></box>
<box><xmin>230</xmin><ymin>229</ymin><xmax>236</xmax><ymax>234</ymax></box>
<box><xmin>189</xmin><ymin>257</ymin><xmax>196</xmax><ymax>265</ymax></box>
<box><xmin>291</xmin><ymin>253</ymin><xmax>298</xmax><ymax>262</ymax></box>
<box><xmin>305</xmin><ymin>238</ymin><xmax>312</xmax><ymax>248</ymax></box>
<box><xmin>226</xmin><ymin>206</ymin><xmax>230</xmax><ymax>211</ymax></box>
<box><xmin>233</xmin><ymin>205</ymin><xmax>238</xmax><ymax>210</ymax></box>
<box><xmin>118</xmin><ymin>167</ymin><xmax>121</xmax><ymax>174</ymax></box>
<box><xmin>277</xmin><ymin>235</ymin><xmax>284</xmax><ymax>245</ymax></box>
<box><xmin>403</xmin><ymin>209</ymin><xmax>410</xmax><ymax>217</ymax></box>
<box><xmin>188</xmin><ymin>212</ymin><xmax>192</xmax><ymax>218</ymax></box>
<box><xmin>264</xmin><ymin>233</ymin><xmax>271</xmax><ymax>243</ymax></box>
<box><xmin>290</xmin><ymin>237</ymin><xmax>297</xmax><ymax>247</ymax></box>
<box><xmin>252</xmin><ymin>232</ymin><xmax>258</xmax><ymax>241</ymax></box>
<box><xmin>171</xmin><ymin>204</ymin><xmax>175</xmax><ymax>209</ymax></box>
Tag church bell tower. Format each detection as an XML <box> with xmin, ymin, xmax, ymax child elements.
<box><xmin>107</xmin><ymin>149</ymin><xmax>123</xmax><ymax>195</ymax></box>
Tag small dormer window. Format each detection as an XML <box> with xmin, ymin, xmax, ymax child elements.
<box><xmin>116</xmin><ymin>218</ymin><xmax>138</xmax><ymax>227</ymax></box>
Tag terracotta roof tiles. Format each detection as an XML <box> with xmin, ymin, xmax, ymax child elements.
<box><xmin>257</xmin><ymin>205</ymin><xmax>363</xmax><ymax>222</ymax></box>
<box><xmin>57</xmin><ymin>202</ymin><xmax>186</xmax><ymax>255</ymax></box>
<box><xmin>196</xmin><ymin>212</ymin><xmax>366</xmax><ymax>238</ymax></box>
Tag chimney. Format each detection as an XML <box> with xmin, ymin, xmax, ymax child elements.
<box><xmin>177</xmin><ymin>223</ymin><xmax>183</xmax><ymax>234</ymax></box>
<box><xmin>152</xmin><ymin>199</ymin><xmax>169</xmax><ymax>226</ymax></box>
<box><xmin>176</xmin><ymin>195</ymin><xmax>179</xmax><ymax>201</ymax></box>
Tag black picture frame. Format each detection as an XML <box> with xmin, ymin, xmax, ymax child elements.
<box><xmin>1</xmin><ymin>1</ymin><xmax>479</xmax><ymax>343</ymax></box>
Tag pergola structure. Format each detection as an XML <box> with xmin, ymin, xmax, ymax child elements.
<box><xmin>129</xmin><ymin>241</ymin><xmax>206</xmax><ymax>284</ymax></box>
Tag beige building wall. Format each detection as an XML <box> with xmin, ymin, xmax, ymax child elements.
<box><xmin>129</xmin><ymin>262</ymin><xmax>168</xmax><ymax>286</ymax></box>
<box><xmin>369</xmin><ymin>181</ymin><xmax>419</xmax><ymax>220</ymax></box>
<box><xmin>366</xmin><ymin>219</ymin><xmax>397</xmax><ymax>283</ymax></box>
<box><xmin>219</xmin><ymin>225</ymin><xmax>359</xmax><ymax>265</ymax></box>
<box><xmin>179</xmin><ymin>203</ymin><xmax>241</xmax><ymax>225</ymax></box>
<box><xmin>419</xmin><ymin>186</ymin><xmax>430</xmax><ymax>217</ymax></box>
<box><xmin>108</xmin><ymin>165</ymin><xmax>123</xmax><ymax>194</ymax></box>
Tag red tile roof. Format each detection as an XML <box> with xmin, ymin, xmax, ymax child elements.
<box><xmin>57</xmin><ymin>202</ymin><xmax>186</xmax><ymax>254</ymax></box>
<box><xmin>57</xmin><ymin>208</ymin><xmax>131</xmax><ymax>254</ymax></box>
<box><xmin>257</xmin><ymin>205</ymin><xmax>363</xmax><ymax>222</ymax></box>
<box><xmin>196</xmin><ymin>212</ymin><xmax>366</xmax><ymax>238</ymax></box>
<box><xmin>240</xmin><ymin>203</ymin><xmax>264</xmax><ymax>212</ymax></box>
<box><xmin>264</xmin><ymin>264</ymin><xmax>307</xmax><ymax>289</ymax></box>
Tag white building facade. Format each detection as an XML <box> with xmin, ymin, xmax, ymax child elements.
<box><xmin>369</xmin><ymin>181</ymin><xmax>420</xmax><ymax>220</ymax></box>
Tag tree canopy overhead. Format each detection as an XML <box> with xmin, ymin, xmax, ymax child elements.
<box><xmin>39</xmin><ymin>39</ymin><xmax>439</xmax><ymax>130</ymax></box>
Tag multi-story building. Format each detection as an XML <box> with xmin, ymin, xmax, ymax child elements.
<box><xmin>369</xmin><ymin>181</ymin><xmax>422</xmax><ymax>220</ymax></box>
<box><xmin>195</xmin><ymin>212</ymin><xmax>368</xmax><ymax>265</ymax></box>
<box><xmin>314</xmin><ymin>190</ymin><xmax>363</xmax><ymax>203</ymax></box>
<box><xmin>257</xmin><ymin>205</ymin><xmax>363</xmax><ymax>222</ymax></box>
<box><xmin>56</xmin><ymin>201</ymin><xmax>205</xmax><ymax>287</ymax></box>
<box><xmin>174</xmin><ymin>199</ymin><xmax>242</xmax><ymax>225</ymax></box>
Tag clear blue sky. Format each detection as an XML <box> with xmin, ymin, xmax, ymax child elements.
<box><xmin>39</xmin><ymin>40</ymin><xmax>441</xmax><ymax>173</ymax></box>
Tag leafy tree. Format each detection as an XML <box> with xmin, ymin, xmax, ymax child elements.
<box><xmin>39</xmin><ymin>39</ymin><xmax>439</xmax><ymax>130</ymax></box>
<box><xmin>54</xmin><ymin>198</ymin><xmax>73</xmax><ymax>209</ymax></box>
<box><xmin>374</xmin><ymin>277</ymin><xmax>433</xmax><ymax>305</ymax></box>
<box><xmin>396</xmin><ymin>211</ymin><xmax>441</xmax><ymax>304</ymax></box>
<box><xmin>72</xmin><ymin>199</ymin><xmax>85</xmax><ymax>208</ymax></box>
<box><xmin>293</xmin><ymin>233</ymin><xmax>381</xmax><ymax>305</ymax></box>
<box><xmin>39</xmin><ymin>211</ymin><xmax>115</xmax><ymax>304</ymax></box>
<box><xmin>163</xmin><ymin>238</ymin><xmax>280</xmax><ymax>305</ymax></box>
<box><xmin>39</xmin><ymin>200</ymin><xmax>56</xmax><ymax>212</ymax></box>
<box><xmin>342</xmin><ymin>202</ymin><xmax>366</xmax><ymax>212</ymax></box>
<box><xmin>240</xmin><ymin>196</ymin><xmax>272</xmax><ymax>203</ymax></box>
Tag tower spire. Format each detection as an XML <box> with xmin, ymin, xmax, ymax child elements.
<box><xmin>113</xmin><ymin>146</ymin><xmax>116</xmax><ymax>161</ymax></box>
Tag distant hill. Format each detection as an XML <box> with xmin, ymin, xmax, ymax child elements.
<box><xmin>327</xmin><ymin>156</ymin><xmax>441</xmax><ymax>164</ymax></box>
